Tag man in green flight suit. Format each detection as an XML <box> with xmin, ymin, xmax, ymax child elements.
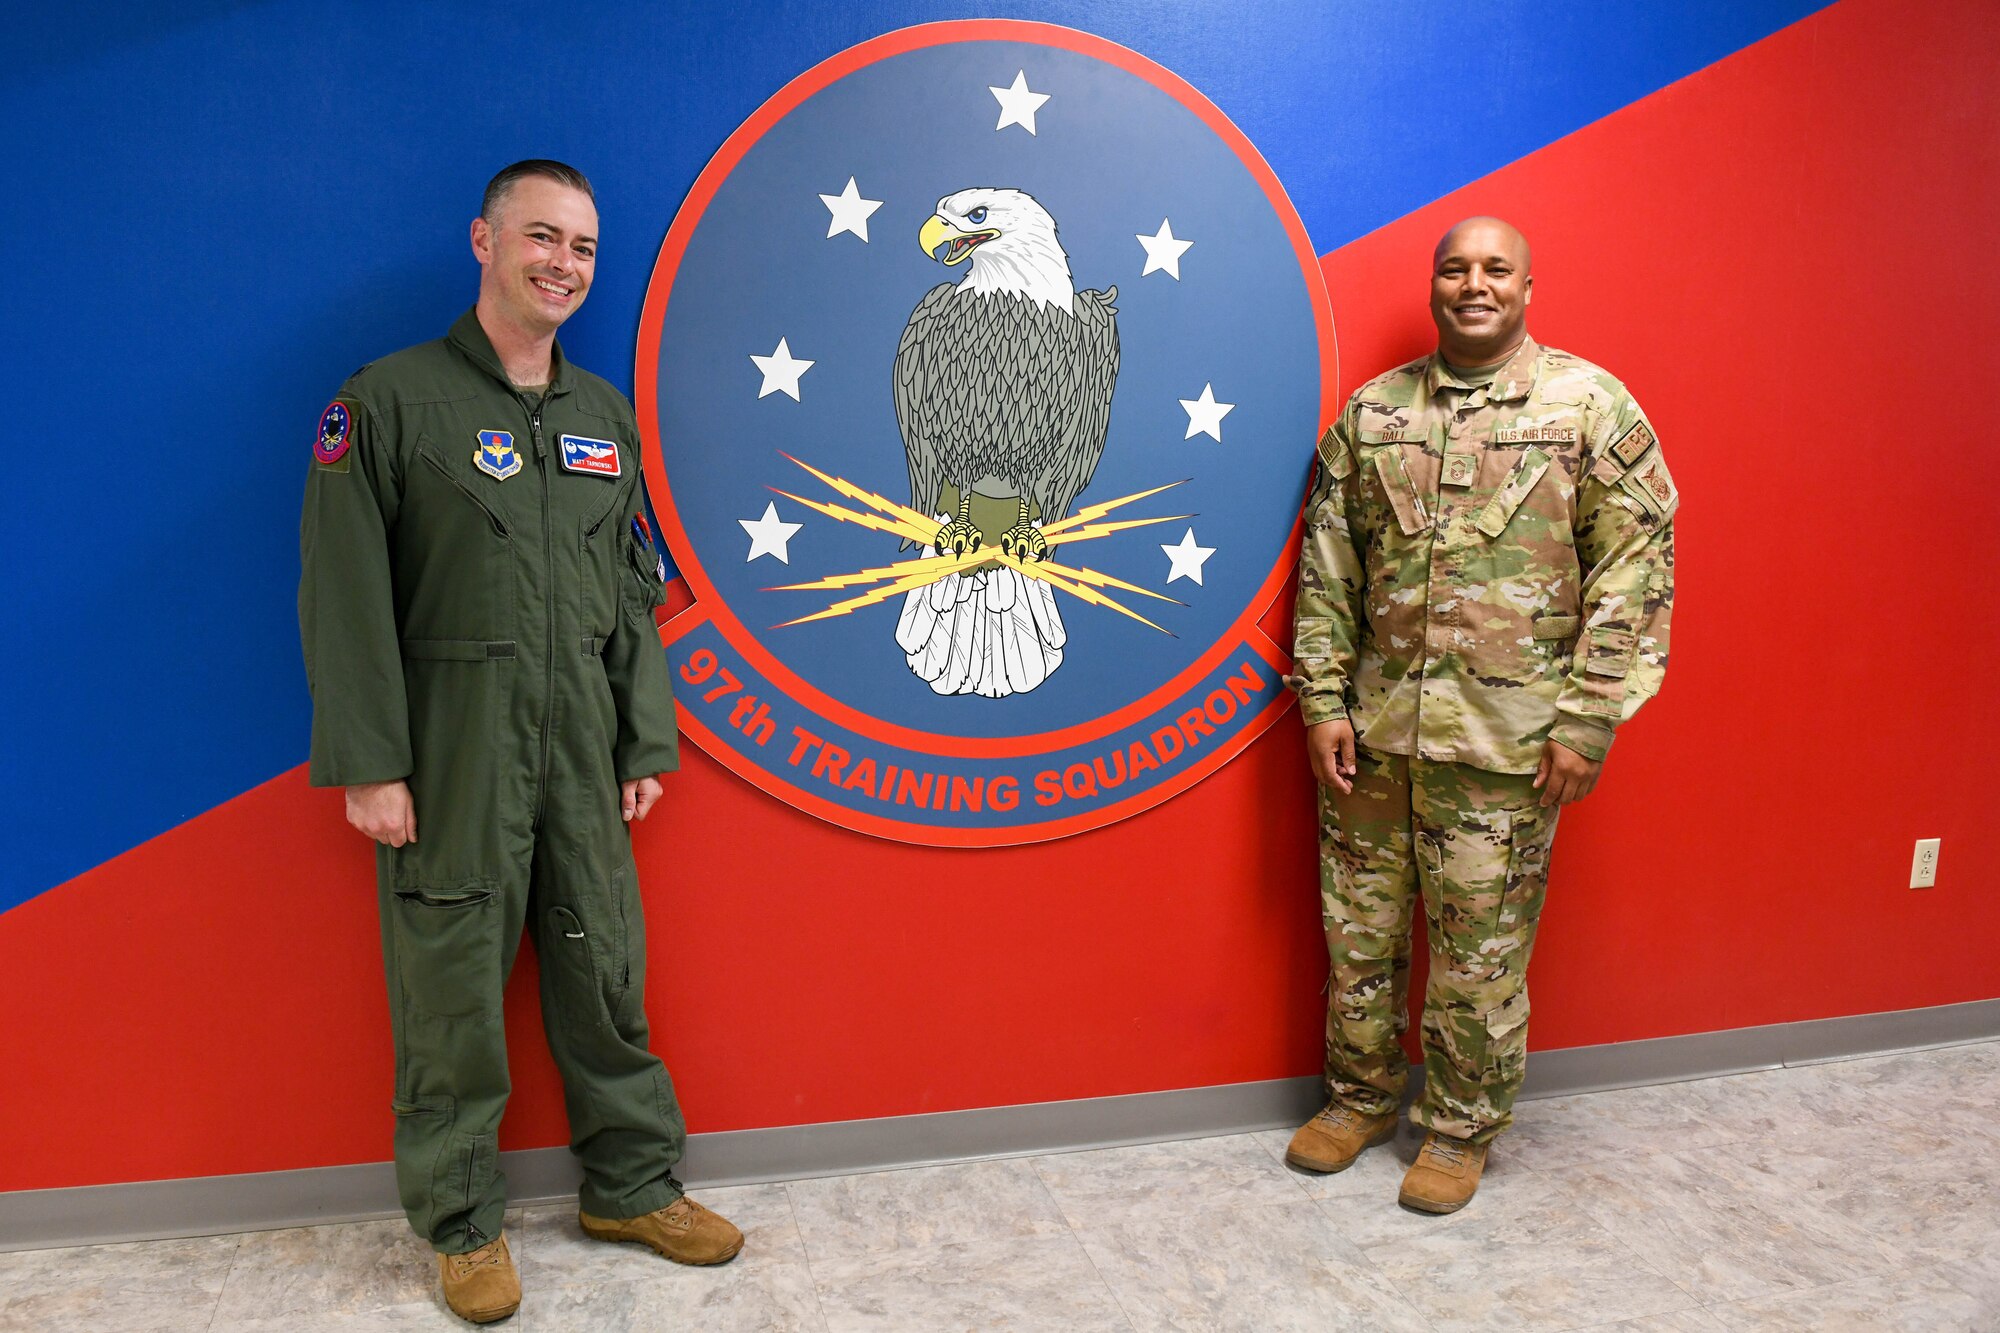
<box><xmin>299</xmin><ymin>160</ymin><xmax>741</xmax><ymax>1323</ymax></box>
<box><xmin>1284</xmin><ymin>217</ymin><xmax>1676</xmax><ymax>1213</ymax></box>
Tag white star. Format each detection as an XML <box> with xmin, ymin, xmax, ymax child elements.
<box><xmin>750</xmin><ymin>338</ymin><xmax>814</xmax><ymax>401</ymax></box>
<box><xmin>739</xmin><ymin>501</ymin><xmax>804</xmax><ymax>564</ymax></box>
<box><xmin>1161</xmin><ymin>528</ymin><xmax>1216</xmax><ymax>586</ymax></box>
<box><xmin>989</xmin><ymin>70</ymin><xmax>1050</xmax><ymax>135</ymax></box>
<box><xmin>818</xmin><ymin>176</ymin><xmax>883</xmax><ymax>242</ymax></box>
<box><xmin>1136</xmin><ymin>218</ymin><xmax>1194</xmax><ymax>280</ymax></box>
<box><xmin>1179</xmin><ymin>383</ymin><xmax>1235</xmax><ymax>441</ymax></box>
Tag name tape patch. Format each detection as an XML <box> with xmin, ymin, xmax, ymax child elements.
<box><xmin>560</xmin><ymin>434</ymin><xmax>622</xmax><ymax>477</ymax></box>
<box><xmin>1492</xmin><ymin>426</ymin><xmax>1578</xmax><ymax>444</ymax></box>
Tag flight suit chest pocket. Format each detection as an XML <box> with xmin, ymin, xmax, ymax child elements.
<box><xmin>416</xmin><ymin>438</ymin><xmax>512</xmax><ymax>539</ymax></box>
<box><xmin>579</xmin><ymin>493</ymin><xmax>626</xmax><ymax>639</ymax></box>
<box><xmin>1474</xmin><ymin>448</ymin><xmax>1552</xmax><ymax>538</ymax></box>
<box><xmin>1359</xmin><ymin>432</ymin><xmax>1430</xmax><ymax>537</ymax></box>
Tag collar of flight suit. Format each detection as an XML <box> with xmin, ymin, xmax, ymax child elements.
<box><xmin>1424</xmin><ymin>335</ymin><xmax>1543</xmax><ymax>404</ymax></box>
<box><xmin>446</xmin><ymin>306</ymin><xmax>576</xmax><ymax>398</ymax></box>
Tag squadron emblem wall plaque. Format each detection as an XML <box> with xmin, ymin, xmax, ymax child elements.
<box><xmin>636</xmin><ymin>19</ymin><xmax>1336</xmax><ymax>845</ymax></box>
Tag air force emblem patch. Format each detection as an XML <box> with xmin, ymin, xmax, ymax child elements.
<box><xmin>560</xmin><ymin>434</ymin><xmax>622</xmax><ymax>477</ymax></box>
<box><xmin>474</xmin><ymin>430</ymin><xmax>521</xmax><ymax>481</ymax></box>
<box><xmin>314</xmin><ymin>401</ymin><xmax>353</xmax><ymax>471</ymax></box>
<box><xmin>635</xmin><ymin>20</ymin><xmax>1334</xmax><ymax>845</ymax></box>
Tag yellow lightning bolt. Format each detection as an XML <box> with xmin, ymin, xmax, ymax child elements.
<box><xmin>775</xmin><ymin>547</ymin><xmax>992</xmax><ymax>627</ymax></box>
<box><xmin>1038</xmin><ymin>480</ymin><xmax>1188</xmax><ymax>538</ymax></box>
<box><xmin>997</xmin><ymin>554</ymin><xmax>1175</xmax><ymax>634</ymax></box>
<box><xmin>766</xmin><ymin>551</ymin><xmax>970</xmax><ymax>592</ymax></box>
<box><xmin>765</xmin><ymin>456</ymin><xmax>1192</xmax><ymax>632</ymax></box>
<box><xmin>780</xmin><ymin>452</ymin><xmax>938</xmax><ymax>539</ymax></box>
<box><xmin>770</xmin><ymin>488</ymin><xmax>933</xmax><ymax>546</ymax></box>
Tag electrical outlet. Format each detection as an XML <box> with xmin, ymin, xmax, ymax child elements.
<box><xmin>1910</xmin><ymin>838</ymin><xmax>1941</xmax><ymax>889</ymax></box>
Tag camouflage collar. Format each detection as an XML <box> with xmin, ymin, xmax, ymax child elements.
<box><xmin>1426</xmin><ymin>336</ymin><xmax>1542</xmax><ymax>403</ymax></box>
<box><xmin>447</xmin><ymin>307</ymin><xmax>574</xmax><ymax>397</ymax></box>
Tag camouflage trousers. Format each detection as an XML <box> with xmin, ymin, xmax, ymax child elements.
<box><xmin>1319</xmin><ymin>747</ymin><xmax>1559</xmax><ymax>1143</ymax></box>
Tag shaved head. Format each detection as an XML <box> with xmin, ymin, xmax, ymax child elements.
<box><xmin>1434</xmin><ymin>216</ymin><xmax>1531</xmax><ymax>272</ymax></box>
<box><xmin>1430</xmin><ymin>217</ymin><xmax>1534</xmax><ymax>365</ymax></box>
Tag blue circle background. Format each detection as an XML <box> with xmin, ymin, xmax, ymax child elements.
<box><xmin>654</xmin><ymin>35</ymin><xmax>1322</xmax><ymax>740</ymax></box>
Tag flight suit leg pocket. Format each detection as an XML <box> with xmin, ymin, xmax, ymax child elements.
<box><xmin>544</xmin><ymin>903</ymin><xmax>630</xmax><ymax>1039</ymax></box>
<box><xmin>390</xmin><ymin>883</ymin><xmax>503</xmax><ymax>1020</ymax></box>
<box><xmin>388</xmin><ymin>1094</ymin><xmax>454</xmax><ymax>1235</ymax></box>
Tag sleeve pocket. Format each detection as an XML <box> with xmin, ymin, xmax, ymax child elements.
<box><xmin>626</xmin><ymin>535</ymin><xmax>667</xmax><ymax>611</ymax></box>
<box><xmin>1295</xmin><ymin>616</ymin><xmax>1332</xmax><ymax>660</ymax></box>
<box><xmin>1584</xmin><ymin>626</ymin><xmax>1636</xmax><ymax>678</ymax></box>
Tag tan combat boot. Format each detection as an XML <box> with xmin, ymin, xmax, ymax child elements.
<box><xmin>1285</xmin><ymin>1103</ymin><xmax>1398</xmax><ymax>1173</ymax></box>
<box><xmin>1398</xmin><ymin>1132</ymin><xmax>1489</xmax><ymax>1213</ymax></box>
<box><xmin>579</xmin><ymin>1196</ymin><xmax>744</xmax><ymax>1266</ymax></box>
<box><xmin>438</xmin><ymin>1232</ymin><xmax>520</xmax><ymax>1324</ymax></box>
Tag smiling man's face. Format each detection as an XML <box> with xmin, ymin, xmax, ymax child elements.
<box><xmin>1430</xmin><ymin>218</ymin><xmax>1532</xmax><ymax>366</ymax></box>
<box><xmin>472</xmin><ymin>174</ymin><xmax>598</xmax><ymax>341</ymax></box>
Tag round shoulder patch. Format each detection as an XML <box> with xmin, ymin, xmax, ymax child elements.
<box><xmin>314</xmin><ymin>401</ymin><xmax>353</xmax><ymax>465</ymax></box>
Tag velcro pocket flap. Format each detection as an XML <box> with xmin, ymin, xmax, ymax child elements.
<box><xmin>1530</xmin><ymin>614</ymin><xmax>1580</xmax><ymax>641</ymax></box>
<box><xmin>1584</xmin><ymin>626</ymin><xmax>1636</xmax><ymax>677</ymax></box>
<box><xmin>1475</xmin><ymin>448</ymin><xmax>1552</xmax><ymax>538</ymax></box>
<box><xmin>401</xmin><ymin>639</ymin><xmax>516</xmax><ymax>661</ymax></box>
<box><xmin>1370</xmin><ymin>448</ymin><xmax>1430</xmax><ymax>536</ymax></box>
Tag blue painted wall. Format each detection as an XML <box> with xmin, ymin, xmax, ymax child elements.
<box><xmin>1</xmin><ymin>0</ymin><xmax>1825</xmax><ymax>909</ymax></box>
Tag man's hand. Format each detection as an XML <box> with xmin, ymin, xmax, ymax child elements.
<box><xmin>1533</xmin><ymin>740</ymin><xmax>1602</xmax><ymax>808</ymax></box>
<box><xmin>621</xmin><ymin>776</ymin><xmax>663</xmax><ymax>823</ymax></box>
<box><xmin>1306</xmin><ymin>718</ymin><xmax>1359</xmax><ymax>794</ymax></box>
<box><xmin>346</xmin><ymin>780</ymin><xmax>417</xmax><ymax>846</ymax></box>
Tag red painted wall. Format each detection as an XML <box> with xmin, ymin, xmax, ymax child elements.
<box><xmin>3</xmin><ymin>0</ymin><xmax>1995</xmax><ymax>1193</ymax></box>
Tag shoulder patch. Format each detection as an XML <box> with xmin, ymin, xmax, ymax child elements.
<box><xmin>314</xmin><ymin>401</ymin><xmax>354</xmax><ymax>472</ymax></box>
<box><xmin>1618</xmin><ymin>449</ymin><xmax>1679</xmax><ymax>522</ymax></box>
<box><xmin>1316</xmin><ymin>426</ymin><xmax>1353</xmax><ymax>479</ymax></box>
<box><xmin>1610</xmin><ymin>419</ymin><xmax>1657</xmax><ymax>469</ymax></box>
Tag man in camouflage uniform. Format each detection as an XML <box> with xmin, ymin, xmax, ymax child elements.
<box><xmin>1283</xmin><ymin>217</ymin><xmax>1675</xmax><ymax>1212</ymax></box>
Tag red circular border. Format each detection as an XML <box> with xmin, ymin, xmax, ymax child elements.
<box><xmin>634</xmin><ymin>20</ymin><xmax>1334</xmax><ymax>772</ymax></box>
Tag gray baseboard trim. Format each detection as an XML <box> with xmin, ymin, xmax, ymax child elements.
<box><xmin>4</xmin><ymin>997</ymin><xmax>1993</xmax><ymax>1253</ymax></box>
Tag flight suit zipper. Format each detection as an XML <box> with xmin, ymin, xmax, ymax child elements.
<box><xmin>532</xmin><ymin>399</ymin><xmax>556</xmax><ymax>826</ymax></box>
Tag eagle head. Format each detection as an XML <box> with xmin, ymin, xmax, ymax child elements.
<box><xmin>918</xmin><ymin>187</ymin><xmax>1075</xmax><ymax>312</ymax></box>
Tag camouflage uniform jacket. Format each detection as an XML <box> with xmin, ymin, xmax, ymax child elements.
<box><xmin>1288</xmin><ymin>338</ymin><xmax>1676</xmax><ymax>773</ymax></box>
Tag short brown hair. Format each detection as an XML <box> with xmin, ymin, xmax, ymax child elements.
<box><xmin>480</xmin><ymin>159</ymin><xmax>595</xmax><ymax>223</ymax></box>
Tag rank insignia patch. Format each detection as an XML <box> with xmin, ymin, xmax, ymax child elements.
<box><xmin>474</xmin><ymin>430</ymin><xmax>522</xmax><ymax>481</ymax></box>
<box><xmin>314</xmin><ymin>401</ymin><xmax>352</xmax><ymax>470</ymax></box>
<box><xmin>560</xmin><ymin>434</ymin><xmax>622</xmax><ymax>477</ymax></box>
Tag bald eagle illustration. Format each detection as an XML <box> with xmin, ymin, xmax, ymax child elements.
<box><xmin>891</xmin><ymin>187</ymin><xmax>1120</xmax><ymax>697</ymax></box>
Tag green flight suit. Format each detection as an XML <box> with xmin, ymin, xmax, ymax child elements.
<box><xmin>299</xmin><ymin>309</ymin><xmax>685</xmax><ymax>1253</ymax></box>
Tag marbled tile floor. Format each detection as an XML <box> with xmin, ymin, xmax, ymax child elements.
<box><xmin>5</xmin><ymin>1041</ymin><xmax>1998</xmax><ymax>1332</ymax></box>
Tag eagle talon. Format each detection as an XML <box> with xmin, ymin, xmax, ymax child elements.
<box><xmin>999</xmin><ymin>523</ymin><xmax>1048</xmax><ymax>562</ymax></box>
<box><xmin>936</xmin><ymin>518</ymin><xmax>982</xmax><ymax>556</ymax></box>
